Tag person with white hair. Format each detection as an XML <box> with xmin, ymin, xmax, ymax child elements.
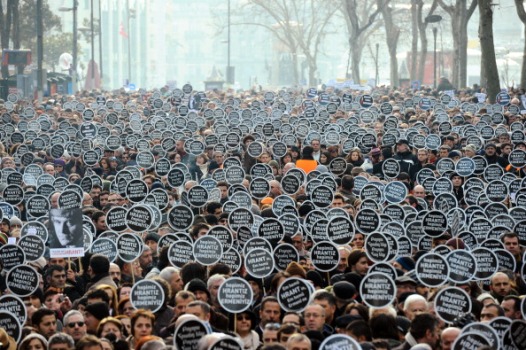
<box><xmin>286</xmin><ymin>333</ymin><xmax>311</xmax><ymax>350</ymax></box>
<box><xmin>207</xmin><ymin>274</ymin><xmax>226</xmax><ymax>309</ymax></box>
<box><xmin>403</xmin><ymin>294</ymin><xmax>428</xmax><ymax>321</ymax></box>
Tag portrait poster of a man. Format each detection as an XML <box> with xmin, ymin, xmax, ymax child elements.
<box><xmin>48</xmin><ymin>208</ymin><xmax>85</xmax><ymax>258</ymax></box>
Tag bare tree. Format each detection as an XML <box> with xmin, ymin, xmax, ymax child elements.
<box><xmin>410</xmin><ymin>0</ymin><xmax>418</xmax><ymax>82</ymax></box>
<box><xmin>0</xmin><ymin>0</ymin><xmax>16</xmax><ymax>78</ymax></box>
<box><xmin>514</xmin><ymin>0</ymin><xmax>526</xmax><ymax>88</ymax></box>
<box><xmin>242</xmin><ymin>0</ymin><xmax>339</xmax><ymax>86</ymax></box>
<box><xmin>438</xmin><ymin>0</ymin><xmax>477</xmax><ymax>88</ymax></box>
<box><xmin>378</xmin><ymin>0</ymin><xmax>400</xmax><ymax>87</ymax></box>
<box><xmin>416</xmin><ymin>0</ymin><xmax>438</xmax><ymax>83</ymax></box>
<box><xmin>342</xmin><ymin>0</ymin><xmax>382</xmax><ymax>84</ymax></box>
<box><xmin>478</xmin><ymin>0</ymin><xmax>499</xmax><ymax>102</ymax></box>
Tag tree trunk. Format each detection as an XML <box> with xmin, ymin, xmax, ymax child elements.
<box><xmin>378</xmin><ymin>0</ymin><xmax>400</xmax><ymax>87</ymax></box>
<box><xmin>514</xmin><ymin>0</ymin><xmax>526</xmax><ymax>89</ymax></box>
<box><xmin>478</xmin><ymin>0</ymin><xmax>499</xmax><ymax>103</ymax></box>
<box><xmin>439</xmin><ymin>0</ymin><xmax>477</xmax><ymax>89</ymax></box>
<box><xmin>308</xmin><ymin>60</ymin><xmax>316</xmax><ymax>86</ymax></box>
<box><xmin>417</xmin><ymin>0</ymin><xmax>431</xmax><ymax>83</ymax></box>
<box><xmin>410</xmin><ymin>0</ymin><xmax>418</xmax><ymax>82</ymax></box>
<box><xmin>291</xmin><ymin>51</ymin><xmax>300</xmax><ymax>86</ymax></box>
<box><xmin>351</xmin><ymin>45</ymin><xmax>362</xmax><ymax>83</ymax></box>
<box><xmin>343</xmin><ymin>0</ymin><xmax>382</xmax><ymax>86</ymax></box>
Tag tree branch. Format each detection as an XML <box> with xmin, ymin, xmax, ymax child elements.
<box><xmin>515</xmin><ymin>0</ymin><xmax>526</xmax><ymax>23</ymax></box>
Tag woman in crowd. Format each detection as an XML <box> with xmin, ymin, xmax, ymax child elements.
<box><xmin>235</xmin><ymin>310</ymin><xmax>260</xmax><ymax>350</ymax></box>
<box><xmin>97</xmin><ymin>317</ymin><xmax>125</xmax><ymax>340</ymax></box>
<box><xmin>346</xmin><ymin>148</ymin><xmax>365</xmax><ymax>167</ymax></box>
<box><xmin>127</xmin><ymin>309</ymin><xmax>155</xmax><ymax>350</ymax></box>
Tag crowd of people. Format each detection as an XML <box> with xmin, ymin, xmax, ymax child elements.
<box><xmin>0</xmin><ymin>83</ymin><xmax>525</xmax><ymax>350</ymax></box>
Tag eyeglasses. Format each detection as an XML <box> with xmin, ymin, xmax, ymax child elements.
<box><xmin>304</xmin><ymin>313</ymin><xmax>323</xmax><ymax>319</ymax></box>
<box><xmin>264</xmin><ymin>323</ymin><xmax>281</xmax><ymax>330</ymax></box>
<box><xmin>67</xmin><ymin>321</ymin><xmax>85</xmax><ymax>328</ymax></box>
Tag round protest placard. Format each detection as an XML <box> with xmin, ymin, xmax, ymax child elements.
<box><xmin>90</xmin><ymin>238</ymin><xmax>118</xmax><ymax>263</ymax></box>
<box><xmin>434</xmin><ymin>286</ymin><xmax>472</xmax><ymax>323</ymax></box>
<box><xmin>17</xmin><ymin>235</ymin><xmax>45</xmax><ymax>262</ymax></box>
<box><xmin>0</xmin><ymin>310</ymin><xmax>22</xmax><ymax>343</ymax></box>
<box><xmin>228</xmin><ymin>207</ymin><xmax>254</xmax><ymax>232</ymax></box>
<box><xmin>187</xmin><ymin>185</ymin><xmax>209</xmax><ymax>208</ymax></box>
<box><xmin>168</xmin><ymin>205</ymin><xmax>194</xmax><ymax>231</ymax></box>
<box><xmin>488</xmin><ymin>317</ymin><xmax>512</xmax><ymax>339</ymax></box>
<box><xmin>243</xmin><ymin>237</ymin><xmax>273</xmax><ymax>256</ymax></box>
<box><xmin>207</xmin><ymin>225</ymin><xmax>233</xmax><ymax>252</ymax></box>
<box><xmin>0</xmin><ymin>295</ymin><xmax>27</xmax><ymax>330</ymax></box>
<box><xmin>273</xmin><ymin>243</ymin><xmax>299</xmax><ymax>271</ymax></box>
<box><xmin>0</xmin><ymin>244</ymin><xmax>25</xmax><ymax>272</ymax></box>
<box><xmin>174</xmin><ymin>317</ymin><xmax>209</xmax><ymax>350</ymax></box>
<box><xmin>382</xmin><ymin>158</ymin><xmax>400</xmax><ymax>179</ymax></box>
<box><xmin>6</xmin><ymin>265</ymin><xmax>39</xmax><ymax>297</ymax></box>
<box><xmin>20</xmin><ymin>221</ymin><xmax>48</xmax><ymax>243</ymax></box>
<box><xmin>105</xmin><ymin>206</ymin><xmax>128</xmax><ymax>232</ymax></box>
<box><xmin>167</xmin><ymin>168</ymin><xmax>186</xmax><ymax>188</ymax></box>
<box><xmin>472</xmin><ymin>247</ymin><xmax>498</xmax><ymax>280</ymax></box>
<box><xmin>277</xmin><ymin>277</ymin><xmax>312</xmax><ymax>313</ymax></box>
<box><xmin>281</xmin><ymin>174</ymin><xmax>302</xmax><ymax>195</ymax></box>
<box><xmin>126</xmin><ymin>179</ymin><xmax>149</xmax><ymax>203</ymax></box>
<box><xmin>310</xmin><ymin>185</ymin><xmax>334</xmax><ymax>208</ymax></box>
<box><xmin>494</xmin><ymin>249</ymin><xmax>516</xmax><ymax>273</ymax></box>
<box><xmin>168</xmin><ymin>240</ymin><xmax>194</xmax><ymax>269</ymax></box>
<box><xmin>422</xmin><ymin>210</ymin><xmax>448</xmax><ymax>237</ymax></box>
<box><xmin>310</xmin><ymin>241</ymin><xmax>339</xmax><ymax>272</ymax></box>
<box><xmin>360</xmin><ymin>272</ymin><xmax>396</xmax><ymax>309</ymax></box>
<box><xmin>25</xmin><ymin>195</ymin><xmax>50</xmax><ymax>218</ymax></box>
<box><xmin>193</xmin><ymin>235</ymin><xmax>223</xmax><ymax>266</ymax></box>
<box><xmin>258</xmin><ymin>218</ymin><xmax>285</xmax><ymax>247</ymax></box>
<box><xmin>58</xmin><ymin>190</ymin><xmax>82</xmax><ymax>209</ymax></box>
<box><xmin>249</xmin><ymin>177</ymin><xmax>270</xmax><ymax>199</ymax></box>
<box><xmin>116</xmin><ymin>232</ymin><xmax>143</xmax><ymax>263</ymax></box>
<box><xmin>220</xmin><ymin>248</ymin><xmax>242</xmax><ymax>275</ymax></box>
<box><xmin>244</xmin><ymin>248</ymin><xmax>274</xmax><ymax>279</ymax></box>
<box><xmin>415</xmin><ymin>252</ymin><xmax>449</xmax><ymax>288</ymax></box>
<box><xmin>485</xmin><ymin>180</ymin><xmax>508</xmax><ymax>203</ymax></box>
<box><xmin>126</xmin><ymin>205</ymin><xmax>153</xmax><ymax>232</ymax></box>
<box><xmin>455</xmin><ymin>157</ymin><xmax>476</xmax><ymax>177</ymax></box>
<box><xmin>446</xmin><ymin>250</ymin><xmax>477</xmax><ymax>283</ymax></box>
<box><xmin>209</xmin><ymin>337</ymin><xmax>244</xmax><ymax>350</ymax></box>
<box><xmin>3</xmin><ymin>184</ymin><xmax>24</xmax><ymax>206</ymax></box>
<box><xmin>355</xmin><ymin>208</ymin><xmax>381</xmax><ymax>234</ymax></box>
<box><xmin>130</xmin><ymin>279</ymin><xmax>165</xmax><ymax>313</ymax></box>
<box><xmin>326</xmin><ymin>216</ymin><xmax>354</xmax><ymax>245</ymax></box>
<box><xmin>463</xmin><ymin>322</ymin><xmax>500</xmax><ymax>349</ymax></box>
<box><xmin>510</xmin><ymin>320</ymin><xmax>526</xmax><ymax>349</ymax></box>
<box><xmin>365</xmin><ymin>232</ymin><xmax>391</xmax><ymax>263</ymax></box>
<box><xmin>319</xmin><ymin>334</ymin><xmax>362</xmax><ymax>350</ymax></box>
<box><xmin>451</xmin><ymin>332</ymin><xmax>491</xmax><ymax>350</ymax></box>
<box><xmin>360</xmin><ymin>184</ymin><xmax>383</xmax><ymax>203</ymax></box>
<box><xmin>383</xmin><ymin>181</ymin><xmax>408</xmax><ymax>204</ymax></box>
<box><xmin>217</xmin><ymin>277</ymin><xmax>253</xmax><ymax>313</ymax></box>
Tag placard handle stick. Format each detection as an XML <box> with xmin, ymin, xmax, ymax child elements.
<box><xmin>234</xmin><ymin>314</ymin><xmax>237</xmax><ymax>334</ymax></box>
<box><xmin>78</xmin><ymin>257</ymin><xmax>83</xmax><ymax>275</ymax></box>
<box><xmin>131</xmin><ymin>262</ymin><xmax>135</xmax><ymax>285</ymax></box>
<box><xmin>326</xmin><ymin>272</ymin><xmax>331</xmax><ymax>287</ymax></box>
<box><xmin>262</xmin><ymin>279</ymin><xmax>266</xmax><ymax>295</ymax></box>
<box><xmin>68</xmin><ymin>257</ymin><xmax>71</xmax><ymax>271</ymax></box>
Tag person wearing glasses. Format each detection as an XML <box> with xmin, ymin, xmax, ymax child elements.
<box><xmin>235</xmin><ymin>310</ymin><xmax>260</xmax><ymax>350</ymax></box>
<box><xmin>262</xmin><ymin>323</ymin><xmax>280</xmax><ymax>345</ymax></box>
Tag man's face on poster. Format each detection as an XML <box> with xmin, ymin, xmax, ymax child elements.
<box><xmin>52</xmin><ymin>212</ymin><xmax>80</xmax><ymax>246</ymax></box>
